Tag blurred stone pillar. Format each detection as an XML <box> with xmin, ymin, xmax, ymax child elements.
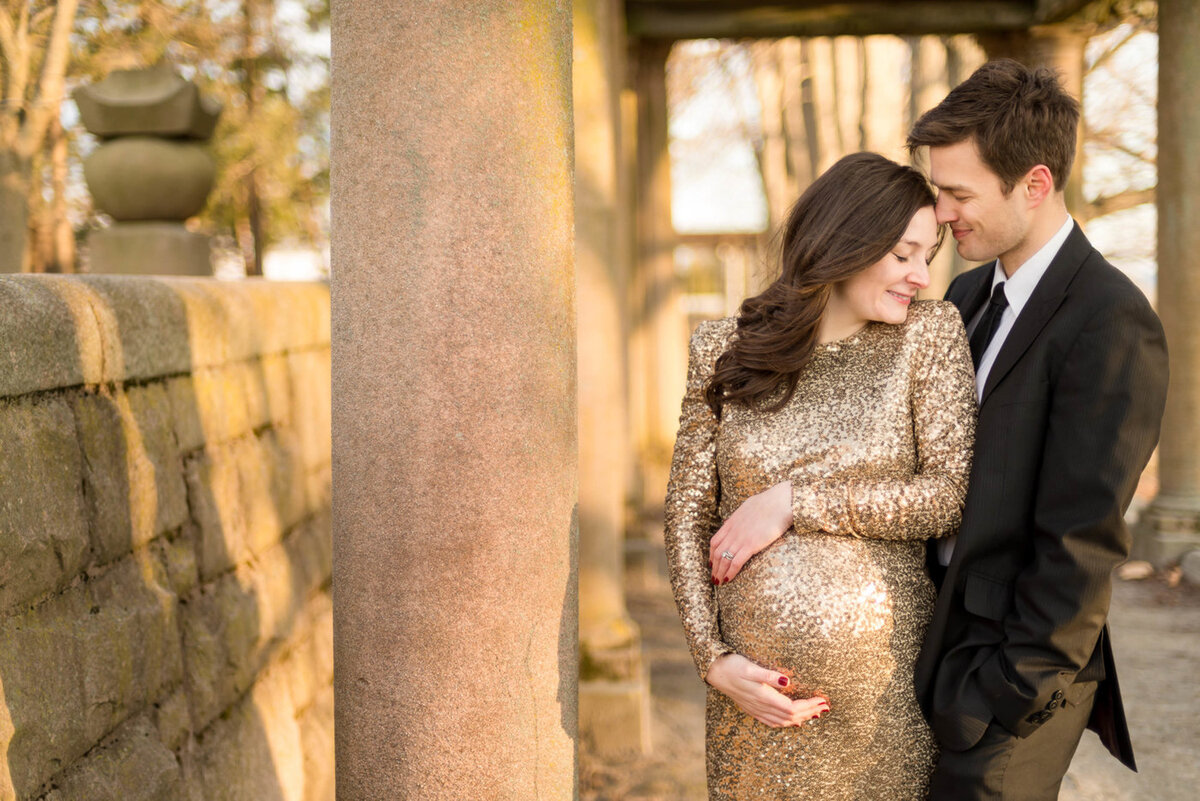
<box><xmin>574</xmin><ymin>0</ymin><xmax>650</xmax><ymax>756</ymax></box>
<box><xmin>331</xmin><ymin>3</ymin><xmax>577</xmax><ymax>799</ymax></box>
<box><xmin>633</xmin><ymin>40</ymin><xmax>687</xmax><ymax>507</ymax></box>
<box><xmin>73</xmin><ymin>63</ymin><xmax>220</xmax><ymax>275</ymax></box>
<box><xmin>977</xmin><ymin>26</ymin><xmax>1088</xmax><ymax>217</ymax></box>
<box><xmin>1140</xmin><ymin>0</ymin><xmax>1200</xmax><ymax>566</ymax></box>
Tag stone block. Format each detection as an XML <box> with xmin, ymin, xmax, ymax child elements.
<box><xmin>87</xmin><ymin>223</ymin><xmax>213</xmax><ymax>275</ymax></box>
<box><xmin>0</xmin><ymin>276</ymin><xmax>327</xmax><ymax>394</ymax></box>
<box><xmin>0</xmin><ymin>277</ymin><xmax>102</xmax><ymax>395</ymax></box>
<box><xmin>0</xmin><ymin>395</ymin><xmax>90</xmax><ymax>614</ymax></box>
<box><xmin>166</xmin><ymin>280</ymin><xmax>330</xmax><ymax>370</ymax></box>
<box><xmin>298</xmin><ymin>684</ymin><xmax>335</xmax><ymax>801</ymax></box>
<box><xmin>180</xmin><ymin>564</ymin><xmax>267</xmax><ymax>731</ymax></box>
<box><xmin>187</xmin><ymin>432</ymin><xmax>309</xmax><ymax>581</ymax></box>
<box><xmin>305</xmin><ymin>462</ymin><xmax>332</xmax><ymax>520</ymax></box>
<box><xmin>259</xmin><ymin>353</ymin><xmax>294</xmax><ymax>427</ymax></box>
<box><xmin>41</xmin><ymin>715</ymin><xmax>183</xmax><ymax>801</ymax></box>
<box><xmin>287</xmin><ymin>349</ymin><xmax>331</xmax><ymax>470</ymax></box>
<box><xmin>72</xmin><ymin>384</ymin><xmax>188</xmax><ymax>563</ymax></box>
<box><xmin>153</xmin><ymin>688</ymin><xmax>193</xmax><ymax>753</ymax></box>
<box><xmin>1181</xmin><ymin>549</ymin><xmax>1200</xmax><ymax>586</ymax></box>
<box><xmin>283</xmin><ymin>595</ymin><xmax>334</xmax><ymax>716</ymax></box>
<box><xmin>191</xmin><ymin>366</ymin><xmax>254</xmax><ymax>446</ymax></box>
<box><xmin>74</xmin><ymin>276</ymin><xmax>193</xmax><ymax>382</ymax></box>
<box><xmin>282</xmin><ymin>513</ymin><xmax>333</xmax><ymax>602</ymax></box>
<box><xmin>264</xmin><ymin>429</ymin><xmax>309</xmax><ymax>533</ymax></box>
<box><xmin>579</xmin><ymin>673</ymin><xmax>652</xmax><ymax>758</ymax></box>
<box><xmin>240</xmin><ymin>435</ymin><xmax>287</xmax><ymax>559</ymax></box>
<box><xmin>184</xmin><ymin>444</ymin><xmax>246</xmax><ymax>580</ymax></box>
<box><xmin>155</xmin><ymin>526</ymin><xmax>200</xmax><ymax>599</ymax></box>
<box><xmin>167</xmin><ymin>375</ymin><xmax>206</xmax><ymax>454</ymax></box>
<box><xmin>0</xmin><ymin>554</ymin><xmax>181</xmax><ymax>798</ymax></box>
<box><xmin>239</xmin><ymin>359</ymin><xmax>272</xmax><ymax>432</ymax></box>
<box><xmin>188</xmin><ymin>662</ymin><xmax>306</xmax><ymax>801</ymax></box>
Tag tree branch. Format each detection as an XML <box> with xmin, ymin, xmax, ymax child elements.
<box><xmin>1087</xmin><ymin>186</ymin><xmax>1155</xmax><ymax>219</ymax></box>
<box><xmin>1085</xmin><ymin>24</ymin><xmax>1138</xmax><ymax>76</ymax></box>
<box><xmin>1088</xmin><ymin>128</ymin><xmax>1155</xmax><ymax>165</ymax></box>
<box><xmin>17</xmin><ymin>0</ymin><xmax>77</xmax><ymax>157</ymax></box>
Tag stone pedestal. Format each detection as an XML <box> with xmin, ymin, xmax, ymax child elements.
<box><xmin>331</xmin><ymin>3</ymin><xmax>577</xmax><ymax>799</ymax></box>
<box><xmin>74</xmin><ymin>65</ymin><xmax>221</xmax><ymax>276</ymax></box>
<box><xmin>87</xmin><ymin>224</ymin><xmax>211</xmax><ymax>276</ymax></box>
<box><xmin>1139</xmin><ymin>0</ymin><xmax>1200</xmax><ymax>566</ymax></box>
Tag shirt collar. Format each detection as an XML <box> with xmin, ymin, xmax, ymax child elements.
<box><xmin>992</xmin><ymin>215</ymin><xmax>1075</xmax><ymax>316</ymax></box>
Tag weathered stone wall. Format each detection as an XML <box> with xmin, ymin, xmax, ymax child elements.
<box><xmin>0</xmin><ymin>276</ymin><xmax>332</xmax><ymax>801</ymax></box>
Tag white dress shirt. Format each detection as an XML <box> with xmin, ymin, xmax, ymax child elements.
<box><xmin>938</xmin><ymin>214</ymin><xmax>1075</xmax><ymax>567</ymax></box>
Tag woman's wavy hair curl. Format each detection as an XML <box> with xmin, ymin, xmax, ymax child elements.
<box><xmin>704</xmin><ymin>152</ymin><xmax>939</xmax><ymax>417</ymax></box>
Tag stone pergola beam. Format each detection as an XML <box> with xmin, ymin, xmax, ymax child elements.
<box><xmin>625</xmin><ymin>0</ymin><xmax>1095</xmax><ymax>40</ymax></box>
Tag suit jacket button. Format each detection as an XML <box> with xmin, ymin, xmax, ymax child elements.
<box><xmin>1046</xmin><ymin>700</ymin><xmax>1060</xmax><ymax>710</ymax></box>
<box><xmin>1026</xmin><ymin>712</ymin><xmax>1040</xmax><ymax>723</ymax></box>
<box><xmin>1052</xmin><ymin>690</ymin><xmax>1064</xmax><ymax>701</ymax></box>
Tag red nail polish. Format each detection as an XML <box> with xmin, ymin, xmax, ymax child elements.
<box><xmin>712</xmin><ymin>577</ymin><xmax>719</xmax><ymax>585</ymax></box>
<box><xmin>778</xmin><ymin>676</ymin><xmax>788</xmax><ymax>687</ymax></box>
<box><xmin>708</xmin><ymin>560</ymin><xmax>712</xmax><ymax>568</ymax></box>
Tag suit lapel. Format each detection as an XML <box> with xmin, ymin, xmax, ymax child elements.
<box><xmin>979</xmin><ymin>223</ymin><xmax>1092</xmax><ymax>405</ymax></box>
<box><xmin>948</xmin><ymin>263</ymin><xmax>994</xmax><ymax>327</ymax></box>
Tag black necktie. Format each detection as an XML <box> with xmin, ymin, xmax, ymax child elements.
<box><xmin>970</xmin><ymin>282</ymin><xmax>1009</xmax><ymax>368</ymax></box>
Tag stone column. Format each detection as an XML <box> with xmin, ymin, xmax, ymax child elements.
<box><xmin>331</xmin><ymin>4</ymin><xmax>577</xmax><ymax>799</ymax></box>
<box><xmin>632</xmin><ymin>40</ymin><xmax>688</xmax><ymax>507</ymax></box>
<box><xmin>977</xmin><ymin>26</ymin><xmax>1088</xmax><ymax>217</ymax></box>
<box><xmin>1140</xmin><ymin>0</ymin><xmax>1200</xmax><ymax>567</ymax></box>
<box><xmin>574</xmin><ymin>0</ymin><xmax>650</xmax><ymax>756</ymax></box>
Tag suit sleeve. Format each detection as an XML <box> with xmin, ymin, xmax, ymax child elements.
<box><xmin>789</xmin><ymin>302</ymin><xmax>978</xmax><ymax>541</ymax></box>
<box><xmin>972</xmin><ymin>294</ymin><xmax>1168</xmax><ymax>738</ymax></box>
<box><xmin>664</xmin><ymin>324</ymin><xmax>734</xmax><ymax>681</ymax></box>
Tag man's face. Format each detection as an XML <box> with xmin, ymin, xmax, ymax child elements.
<box><xmin>928</xmin><ymin>138</ymin><xmax>1029</xmax><ymax>264</ymax></box>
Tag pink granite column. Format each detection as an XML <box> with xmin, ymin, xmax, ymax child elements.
<box><xmin>331</xmin><ymin>3</ymin><xmax>577</xmax><ymax>798</ymax></box>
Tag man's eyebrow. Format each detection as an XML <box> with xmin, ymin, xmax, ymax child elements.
<box><xmin>935</xmin><ymin>183</ymin><xmax>970</xmax><ymax>193</ymax></box>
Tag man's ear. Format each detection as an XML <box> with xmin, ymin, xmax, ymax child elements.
<box><xmin>1023</xmin><ymin>164</ymin><xmax>1055</xmax><ymax>207</ymax></box>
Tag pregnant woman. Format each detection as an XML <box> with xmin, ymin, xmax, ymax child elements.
<box><xmin>664</xmin><ymin>152</ymin><xmax>976</xmax><ymax>800</ymax></box>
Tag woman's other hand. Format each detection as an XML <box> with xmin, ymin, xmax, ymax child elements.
<box><xmin>709</xmin><ymin>480</ymin><xmax>793</xmax><ymax>584</ymax></box>
<box><xmin>705</xmin><ymin>654</ymin><xmax>829</xmax><ymax>728</ymax></box>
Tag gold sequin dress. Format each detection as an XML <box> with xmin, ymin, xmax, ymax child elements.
<box><xmin>664</xmin><ymin>300</ymin><xmax>976</xmax><ymax>800</ymax></box>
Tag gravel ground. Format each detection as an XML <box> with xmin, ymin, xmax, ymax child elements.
<box><xmin>581</xmin><ymin>559</ymin><xmax>1200</xmax><ymax>801</ymax></box>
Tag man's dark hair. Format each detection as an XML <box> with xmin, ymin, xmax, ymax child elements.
<box><xmin>907</xmin><ymin>58</ymin><xmax>1080</xmax><ymax>194</ymax></box>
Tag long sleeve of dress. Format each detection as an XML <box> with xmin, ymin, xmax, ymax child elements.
<box><xmin>790</xmin><ymin>301</ymin><xmax>977</xmax><ymax>541</ymax></box>
<box><xmin>664</xmin><ymin>320</ymin><xmax>735</xmax><ymax>681</ymax></box>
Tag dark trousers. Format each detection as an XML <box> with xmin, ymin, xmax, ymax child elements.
<box><xmin>930</xmin><ymin>681</ymin><xmax>1098</xmax><ymax>801</ymax></box>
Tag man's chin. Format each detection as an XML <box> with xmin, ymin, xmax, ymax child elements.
<box><xmin>954</xmin><ymin>242</ymin><xmax>993</xmax><ymax>263</ymax></box>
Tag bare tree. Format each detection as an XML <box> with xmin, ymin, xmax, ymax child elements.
<box><xmin>0</xmin><ymin>0</ymin><xmax>79</xmax><ymax>272</ymax></box>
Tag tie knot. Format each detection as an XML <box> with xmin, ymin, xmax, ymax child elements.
<box><xmin>989</xmin><ymin>282</ymin><xmax>1009</xmax><ymax>309</ymax></box>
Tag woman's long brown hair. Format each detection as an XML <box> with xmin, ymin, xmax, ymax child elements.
<box><xmin>705</xmin><ymin>152</ymin><xmax>938</xmax><ymax>417</ymax></box>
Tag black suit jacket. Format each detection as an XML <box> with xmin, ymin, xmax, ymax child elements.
<box><xmin>915</xmin><ymin>222</ymin><xmax>1168</xmax><ymax>772</ymax></box>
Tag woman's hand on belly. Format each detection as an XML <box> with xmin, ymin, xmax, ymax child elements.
<box><xmin>710</xmin><ymin>480</ymin><xmax>793</xmax><ymax>584</ymax></box>
<box><xmin>705</xmin><ymin>653</ymin><xmax>830</xmax><ymax>728</ymax></box>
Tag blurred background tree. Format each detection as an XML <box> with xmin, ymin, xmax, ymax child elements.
<box><xmin>4</xmin><ymin>0</ymin><xmax>329</xmax><ymax>274</ymax></box>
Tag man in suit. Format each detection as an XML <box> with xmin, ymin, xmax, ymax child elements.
<box><xmin>907</xmin><ymin>59</ymin><xmax>1168</xmax><ymax>799</ymax></box>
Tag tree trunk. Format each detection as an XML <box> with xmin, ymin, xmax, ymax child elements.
<box><xmin>0</xmin><ymin>151</ymin><xmax>32</xmax><ymax>272</ymax></box>
<box><xmin>49</xmin><ymin>112</ymin><xmax>75</xmax><ymax>272</ymax></box>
